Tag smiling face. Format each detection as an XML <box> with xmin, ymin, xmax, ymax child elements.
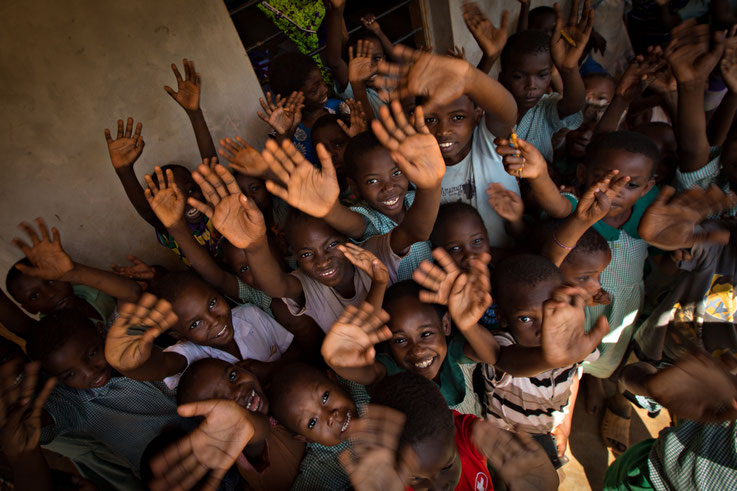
<box><xmin>301</xmin><ymin>67</ymin><xmax>330</xmax><ymax>110</ymax></box>
<box><xmin>45</xmin><ymin>327</ymin><xmax>113</xmax><ymax>390</ymax></box>
<box><xmin>499</xmin><ymin>277</ymin><xmax>561</xmax><ymax>347</ymax></box>
<box><xmin>312</xmin><ymin>122</ymin><xmax>350</xmax><ymax>174</ymax></box>
<box><xmin>424</xmin><ymin>95</ymin><xmax>481</xmax><ymax>166</ymax></box>
<box><xmin>385</xmin><ymin>296</ymin><xmax>450</xmax><ymax>381</ymax></box>
<box><xmin>281</xmin><ymin>372</ymin><xmax>357</xmax><ymax>446</ymax></box>
<box><xmin>407</xmin><ymin>434</ymin><xmax>462</xmax><ymax>491</ymax></box>
<box><xmin>182</xmin><ymin>359</ymin><xmax>268</xmax><ymax>414</ymax></box>
<box><xmin>580</xmin><ymin>149</ymin><xmax>656</xmax><ymax>219</ymax></box>
<box><xmin>170</xmin><ymin>279</ymin><xmax>234</xmax><ymax>348</ymax></box>
<box><xmin>348</xmin><ymin>146</ymin><xmax>409</xmax><ymax>221</ymax></box>
<box><xmin>8</xmin><ymin>273</ymin><xmax>75</xmax><ymax>315</ymax></box>
<box><xmin>168</xmin><ymin>166</ymin><xmax>206</xmax><ymax>224</ymax></box>
<box><xmin>560</xmin><ymin>249</ymin><xmax>611</xmax><ymax>306</ymax></box>
<box><xmin>431</xmin><ymin>211</ymin><xmax>490</xmax><ymax>271</ymax></box>
<box><xmin>499</xmin><ymin>51</ymin><xmax>553</xmax><ymax>115</ymax></box>
<box><xmin>290</xmin><ymin>217</ymin><xmax>354</xmax><ymax>291</ymax></box>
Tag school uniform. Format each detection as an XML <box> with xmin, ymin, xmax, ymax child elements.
<box><xmin>515</xmin><ymin>93</ymin><xmax>583</xmax><ymax>163</ymax></box>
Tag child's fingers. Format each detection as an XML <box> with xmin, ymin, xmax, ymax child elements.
<box><xmin>187</xmin><ymin>197</ymin><xmax>214</xmax><ymax>219</ymax></box>
<box><xmin>18</xmin><ymin>221</ymin><xmax>42</xmax><ymax>245</ymax></box>
<box><xmin>256</xmin><ymin>111</ymin><xmax>270</xmax><ymax>124</ymax></box>
<box><xmin>390</xmin><ymin>99</ymin><xmax>414</xmax><ymax>136</ymax></box>
<box><xmin>171</xmin><ymin>62</ymin><xmax>184</xmax><ymax>83</ymax></box>
<box><xmin>124</xmin><ymin>117</ymin><xmax>134</xmax><ymax>138</ymax></box>
<box><xmin>336</xmin><ymin>119</ymin><xmax>351</xmax><ymax>136</ymax></box>
<box><xmin>371</xmin><ymin>118</ymin><xmax>400</xmax><ymax>151</ymax></box>
<box><xmin>315</xmin><ymin>143</ymin><xmax>337</xmax><ymax>178</ymax></box>
<box><xmin>266</xmin><ymin>139</ymin><xmax>296</xmax><ymax>175</ymax></box>
<box><xmin>33</xmin><ymin>217</ymin><xmax>50</xmax><ymax>243</ymax></box>
<box><xmin>258</xmin><ymin>97</ymin><xmax>270</xmax><ymax>114</ymax></box>
<box><xmin>214</xmin><ymin>164</ymin><xmax>241</xmax><ymax>196</ymax></box>
<box><xmin>348</xmin><ymin>45</ymin><xmax>355</xmax><ymax>61</ymax></box>
<box><xmin>389</xmin><ymin>152</ymin><xmax>413</xmax><ymax>173</ymax></box>
<box><xmin>378</xmin><ymin>104</ymin><xmax>407</xmax><ymax>141</ymax></box>
<box><xmin>104</xmin><ymin>128</ymin><xmax>113</xmax><ymax>144</ymax></box>
<box><xmin>163</xmin><ymin>85</ymin><xmax>177</xmax><ymax>99</ymax></box>
<box><xmin>588</xmin><ymin>315</ymin><xmax>610</xmax><ymax>346</ymax></box>
<box><xmin>264</xmin><ymin>180</ymin><xmax>290</xmax><ymax>203</ymax></box>
<box><xmin>197</xmin><ymin>165</ymin><xmax>229</xmax><ymax>199</ymax></box>
<box><xmin>605</xmin><ymin>174</ymin><xmax>630</xmax><ymax>198</ymax></box>
<box><xmin>154</xmin><ymin>166</ymin><xmax>166</xmax><ymax>190</ymax></box>
<box><xmin>116</xmin><ymin>119</ymin><xmax>124</xmax><ymax>139</ymax></box>
<box><xmin>239</xmin><ymin>194</ymin><xmax>265</xmax><ymax>225</ymax></box>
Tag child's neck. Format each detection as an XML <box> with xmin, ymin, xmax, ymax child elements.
<box><xmin>603</xmin><ymin>207</ymin><xmax>634</xmax><ymax>229</ymax></box>
<box><xmin>223</xmin><ymin>338</ymin><xmax>240</xmax><ymax>358</ymax></box>
<box><xmin>333</xmin><ymin>265</ymin><xmax>357</xmax><ymax>298</ymax></box>
<box><xmin>386</xmin><ymin>204</ymin><xmax>407</xmax><ymax>224</ymax></box>
<box><xmin>443</xmin><ymin>143</ymin><xmax>472</xmax><ymax>166</ymax></box>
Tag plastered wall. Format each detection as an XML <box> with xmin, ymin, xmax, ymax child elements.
<box><xmin>0</xmin><ymin>0</ymin><xmax>268</xmax><ymax>301</ymax></box>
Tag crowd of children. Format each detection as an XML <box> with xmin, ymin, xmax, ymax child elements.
<box><xmin>2</xmin><ymin>0</ymin><xmax>737</xmax><ymax>489</ymax></box>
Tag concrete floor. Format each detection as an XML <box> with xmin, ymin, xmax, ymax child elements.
<box><xmin>559</xmin><ymin>388</ymin><xmax>672</xmax><ymax>490</ymax></box>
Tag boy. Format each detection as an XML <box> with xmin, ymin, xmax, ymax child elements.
<box><xmin>104</xmin><ymin>278</ymin><xmax>294</xmax><ymax>389</ymax></box>
<box><xmin>26</xmin><ymin>298</ymin><xmax>186</xmax><ymax>483</ymax></box>
<box><xmin>267</xmin><ymin>362</ymin><xmax>370</xmax><ymax>490</ymax></box>
<box><xmin>498</xmin><ymin>0</ymin><xmax>592</xmax><ymax>162</ymax></box>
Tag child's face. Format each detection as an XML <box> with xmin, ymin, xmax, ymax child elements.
<box><xmin>348</xmin><ymin>147</ymin><xmax>409</xmax><ymax>219</ymax></box>
<box><xmin>529</xmin><ymin>12</ymin><xmax>557</xmax><ymax>37</ymax></box>
<box><xmin>234</xmin><ymin>174</ymin><xmax>271</xmax><ymax>214</ymax></box>
<box><xmin>424</xmin><ymin>96</ymin><xmax>481</xmax><ymax>165</ymax></box>
<box><xmin>312</xmin><ymin>123</ymin><xmax>350</xmax><ymax>174</ymax></box>
<box><xmin>637</xmin><ymin>125</ymin><xmax>678</xmax><ymax>184</ymax></box>
<box><xmin>407</xmin><ymin>434</ymin><xmax>462</xmax><ymax>491</ymax></box>
<box><xmin>432</xmin><ymin>214</ymin><xmax>490</xmax><ymax>271</ymax></box>
<box><xmin>223</xmin><ymin>243</ymin><xmax>255</xmax><ymax>287</ymax></box>
<box><xmin>282</xmin><ymin>372</ymin><xmax>357</xmax><ymax>446</ymax></box>
<box><xmin>8</xmin><ymin>275</ymin><xmax>75</xmax><ymax>315</ymax></box>
<box><xmin>581</xmin><ymin>149</ymin><xmax>656</xmax><ymax>218</ymax></box>
<box><xmin>560</xmin><ymin>249</ymin><xmax>611</xmax><ymax>306</ymax></box>
<box><xmin>500</xmin><ymin>52</ymin><xmax>553</xmax><ymax>113</ymax></box>
<box><xmin>500</xmin><ymin>277</ymin><xmax>562</xmax><ymax>347</ymax></box>
<box><xmin>584</xmin><ymin>77</ymin><xmax>615</xmax><ymax>121</ymax></box>
<box><xmin>565</xmin><ymin>119</ymin><xmax>595</xmax><ymax>159</ymax></box>
<box><xmin>301</xmin><ymin>68</ymin><xmax>329</xmax><ymax>110</ymax></box>
<box><xmin>0</xmin><ymin>340</ymin><xmax>27</xmax><ymax>387</ymax></box>
<box><xmin>45</xmin><ymin>327</ymin><xmax>112</xmax><ymax>390</ymax></box>
<box><xmin>170</xmin><ymin>167</ymin><xmax>206</xmax><ymax>224</ymax></box>
<box><xmin>291</xmin><ymin>219</ymin><xmax>353</xmax><ymax>289</ymax></box>
<box><xmin>386</xmin><ymin>296</ymin><xmax>450</xmax><ymax>382</ymax></box>
<box><xmin>186</xmin><ymin>362</ymin><xmax>268</xmax><ymax>415</ymax></box>
<box><xmin>366</xmin><ymin>39</ymin><xmax>385</xmax><ymax>86</ymax></box>
<box><xmin>170</xmin><ymin>280</ymin><xmax>234</xmax><ymax>348</ymax></box>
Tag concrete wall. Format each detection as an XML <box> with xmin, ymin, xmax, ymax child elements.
<box><xmin>0</xmin><ymin>0</ymin><xmax>267</xmax><ymax>300</ymax></box>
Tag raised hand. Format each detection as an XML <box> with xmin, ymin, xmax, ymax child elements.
<box><xmin>104</xmin><ymin>117</ymin><xmax>144</xmax><ymax>169</ymax></box>
<box><xmin>487</xmin><ymin>182</ymin><xmax>524</xmax><ymax>223</ymax></box>
<box><xmin>338</xmin><ymin>99</ymin><xmax>369</xmax><ymax>137</ymax></box>
<box><xmin>472</xmin><ymin>420</ymin><xmax>558</xmax><ymax>491</ymax></box>
<box><xmin>574</xmin><ymin>170</ymin><xmax>630</xmax><ymax>224</ymax></box>
<box><xmin>0</xmin><ymin>362</ymin><xmax>56</xmax><ymax>460</ymax></box>
<box><xmin>149</xmin><ymin>399</ymin><xmax>256</xmax><ymax>491</ymax></box>
<box><xmin>340</xmin><ymin>405</ymin><xmax>416</xmax><ymax>491</ymax></box>
<box><xmin>349</xmin><ymin>39</ymin><xmax>377</xmax><ymax>84</ymax></box>
<box><xmin>338</xmin><ymin>243</ymin><xmax>390</xmax><ymax>285</ymax></box>
<box><xmin>721</xmin><ymin>25</ymin><xmax>737</xmax><ymax>93</ymax></box>
<box><xmin>665</xmin><ymin>20</ymin><xmax>726</xmax><ymax>84</ymax></box>
<box><xmin>616</xmin><ymin>48</ymin><xmax>668</xmax><ymax>100</ymax></box>
<box><xmin>645</xmin><ymin>351</ymin><xmax>737</xmax><ymax>423</ymax></box>
<box><xmin>111</xmin><ymin>254</ymin><xmax>156</xmax><ymax>281</ymax></box>
<box><xmin>189</xmin><ymin>164</ymin><xmax>267</xmax><ymax>249</ymax></box>
<box><xmin>12</xmin><ymin>218</ymin><xmax>73</xmax><ymax>280</ymax></box>
<box><xmin>218</xmin><ymin>136</ymin><xmax>270</xmax><ymax>177</ymax></box>
<box><xmin>494</xmin><ymin>135</ymin><xmax>547</xmax><ymax>180</ymax></box>
<box><xmin>462</xmin><ymin>2</ymin><xmax>509</xmax><ymax>61</ymax></box>
<box><xmin>372</xmin><ymin>101</ymin><xmax>445</xmax><ymax>189</ymax></box>
<box><xmin>541</xmin><ymin>285</ymin><xmax>609</xmax><ymax>368</ymax></box>
<box><xmin>143</xmin><ymin>167</ymin><xmax>187</xmax><ymax>228</ymax></box>
<box><xmin>550</xmin><ymin>0</ymin><xmax>594</xmax><ymax>70</ymax></box>
<box><xmin>104</xmin><ymin>293</ymin><xmax>178</xmax><ymax>372</ymax></box>
<box><xmin>412</xmin><ymin>248</ymin><xmax>492</xmax><ymax>331</ymax></box>
<box><xmin>164</xmin><ymin>59</ymin><xmax>201</xmax><ymax>112</ymax></box>
<box><xmin>261</xmin><ymin>139</ymin><xmax>340</xmax><ymax>218</ymax></box>
<box><xmin>447</xmin><ymin>46</ymin><xmax>467</xmax><ymax>60</ymax></box>
<box><xmin>321</xmin><ymin>303</ymin><xmax>392</xmax><ymax>368</ymax></box>
<box><xmin>638</xmin><ymin>185</ymin><xmax>736</xmax><ymax>250</ymax></box>
<box><xmin>257</xmin><ymin>91</ymin><xmax>302</xmax><ymax>136</ymax></box>
<box><xmin>360</xmin><ymin>14</ymin><xmax>381</xmax><ymax>34</ymax></box>
<box><xmin>373</xmin><ymin>45</ymin><xmax>474</xmax><ymax>107</ymax></box>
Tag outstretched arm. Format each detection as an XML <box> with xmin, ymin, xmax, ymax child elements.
<box><xmin>12</xmin><ymin>218</ymin><xmax>142</xmax><ymax>303</ymax></box>
<box><xmin>325</xmin><ymin>0</ymin><xmax>349</xmax><ymax>90</ymax></box>
<box><xmin>462</xmin><ymin>3</ymin><xmax>509</xmax><ymax>73</ymax></box>
<box><xmin>164</xmin><ymin>59</ymin><xmax>217</xmax><ymax>159</ymax></box>
<box><xmin>707</xmin><ymin>26</ymin><xmax>737</xmax><ymax>147</ymax></box>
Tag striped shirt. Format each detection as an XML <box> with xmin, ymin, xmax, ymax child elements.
<box><xmin>349</xmin><ymin>190</ymin><xmax>433</xmax><ymax>281</ymax></box>
<box><xmin>481</xmin><ymin>332</ymin><xmax>598</xmax><ymax>434</ymax></box>
<box><xmin>675</xmin><ymin>151</ymin><xmax>736</xmax><ymax>216</ymax></box>
<box><xmin>516</xmin><ymin>93</ymin><xmax>583</xmax><ymax>163</ymax></box>
<box><xmin>236</xmin><ymin>277</ymin><xmax>273</xmax><ymax>315</ymax></box>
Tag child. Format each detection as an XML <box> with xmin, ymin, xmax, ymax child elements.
<box><xmin>26</xmin><ymin>299</ymin><xmax>186</xmax><ymax>482</ymax></box>
<box><xmin>267</xmin><ymin>362</ymin><xmax>370</xmax><ymax>490</ymax></box>
<box><xmin>461</xmin><ymin>2</ymin><xmax>510</xmax><ymax>74</ymax></box>
<box><xmin>8</xmin><ymin>218</ymin><xmax>141</xmax><ymax>330</ymax></box>
<box><xmin>103</xmin><ymin>281</ymin><xmax>294</xmax><ymax>389</ymax></box>
<box><xmin>176</xmin><ymin>358</ymin><xmax>305</xmax><ymax>490</ymax></box>
<box><xmin>482</xmin><ymin>255</ymin><xmax>603</xmax><ymax>464</ymax></box>
<box><xmin>362</xmin><ymin>371</ymin><xmax>559</xmax><ymax>491</ymax></box>
<box><xmin>498</xmin><ymin>0</ymin><xmax>592</xmax><ymax>162</ymax></box>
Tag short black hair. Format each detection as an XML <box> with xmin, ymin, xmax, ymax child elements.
<box><xmin>528</xmin><ymin>6</ymin><xmax>556</xmax><ymax>26</ymax></box>
<box><xmin>5</xmin><ymin>258</ymin><xmax>32</xmax><ymax>296</ymax></box>
<box><xmin>430</xmin><ymin>202</ymin><xmax>485</xmax><ymax>246</ymax></box>
<box><xmin>500</xmin><ymin>30</ymin><xmax>551</xmax><ymax>72</ymax></box>
<box><xmin>491</xmin><ymin>254</ymin><xmax>563</xmax><ymax>310</ymax></box>
<box><xmin>346</xmin><ymin>31</ymin><xmax>383</xmax><ymax>53</ymax></box>
<box><xmin>583</xmin><ymin>72</ymin><xmax>616</xmax><ymax>86</ymax></box>
<box><xmin>148</xmin><ymin>270</ymin><xmax>206</xmax><ymax>305</ymax></box>
<box><xmin>176</xmin><ymin>357</ymin><xmax>228</xmax><ymax>405</ymax></box>
<box><xmin>268</xmin><ymin>362</ymin><xmax>330</xmax><ymax>434</ymax></box>
<box><xmin>383</xmin><ymin>280</ymin><xmax>447</xmax><ymax>322</ymax></box>
<box><xmin>564</xmin><ymin>227</ymin><xmax>610</xmax><ymax>266</ymax></box>
<box><xmin>585</xmin><ymin>131</ymin><xmax>660</xmax><ymax>176</ymax></box>
<box><xmin>269</xmin><ymin>52</ymin><xmax>320</xmax><ymax>98</ymax></box>
<box><xmin>343</xmin><ymin>131</ymin><xmax>385</xmax><ymax>180</ymax></box>
<box><xmin>26</xmin><ymin>309</ymin><xmax>97</xmax><ymax>363</ymax></box>
<box><xmin>370</xmin><ymin>372</ymin><xmax>454</xmax><ymax>447</ymax></box>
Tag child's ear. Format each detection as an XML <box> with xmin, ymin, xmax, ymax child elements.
<box><xmin>641</xmin><ymin>175</ymin><xmax>656</xmax><ymax>197</ymax></box>
<box><xmin>473</xmin><ymin>106</ymin><xmax>483</xmax><ymax>125</ymax></box>
<box><xmin>441</xmin><ymin>312</ymin><xmax>452</xmax><ymax>336</ymax></box>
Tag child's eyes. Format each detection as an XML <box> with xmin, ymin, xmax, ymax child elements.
<box><xmin>308</xmin><ymin>417</ymin><xmax>317</xmax><ymax>429</ymax></box>
<box><xmin>208</xmin><ymin>299</ymin><xmax>217</xmax><ymax>310</ymax></box>
<box><xmin>424</xmin><ymin>117</ymin><xmax>437</xmax><ymax>125</ymax></box>
<box><xmin>189</xmin><ymin>320</ymin><xmax>201</xmax><ymax>330</ymax></box>
<box><xmin>29</xmin><ymin>292</ymin><xmax>40</xmax><ymax>301</ymax></box>
<box><xmin>249</xmin><ymin>185</ymin><xmax>261</xmax><ymax>193</ymax></box>
<box><xmin>627</xmin><ymin>182</ymin><xmax>640</xmax><ymax>189</ymax></box>
<box><xmin>327</xmin><ymin>241</ymin><xmax>339</xmax><ymax>249</ymax></box>
<box><xmin>393</xmin><ymin>337</ymin><xmax>407</xmax><ymax>344</ymax></box>
<box><xmin>517</xmin><ymin>316</ymin><xmax>533</xmax><ymax>323</ymax></box>
<box><xmin>88</xmin><ymin>349</ymin><xmax>97</xmax><ymax>359</ymax></box>
<box><xmin>447</xmin><ymin>246</ymin><xmax>462</xmax><ymax>253</ymax></box>
<box><xmin>451</xmin><ymin>115</ymin><xmax>465</xmax><ymax>121</ymax></box>
<box><xmin>322</xmin><ymin>391</ymin><xmax>330</xmax><ymax>404</ymax></box>
<box><xmin>366</xmin><ymin>178</ymin><xmax>379</xmax><ymax>185</ymax></box>
<box><xmin>300</xmin><ymin>251</ymin><xmax>313</xmax><ymax>259</ymax></box>
<box><xmin>472</xmin><ymin>238</ymin><xmax>483</xmax><ymax>245</ymax></box>
<box><xmin>420</xmin><ymin>331</ymin><xmax>433</xmax><ymax>338</ymax></box>
<box><xmin>228</xmin><ymin>370</ymin><xmax>237</xmax><ymax>383</ymax></box>
<box><xmin>576</xmin><ymin>275</ymin><xmax>590</xmax><ymax>282</ymax></box>
<box><xmin>240</xmin><ymin>265</ymin><xmax>250</xmax><ymax>273</ymax></box>
<box><xmin>63</xmin><ymin>372</ymin><xmax>74</xmax><ymax>381</ymax></box>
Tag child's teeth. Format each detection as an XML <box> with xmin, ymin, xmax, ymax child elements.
<box><xmin>439</xmin><ymin>142</ymin><xmax>453</xmax><ymax>149</ymax></box>
<box><xmin>341</xmin><ymin>411</ymin><xmax>352</xmax><ymax>433</ymax></box>
<box><xmin>216</xmin><ymin>324</ymin><xmax>227</xmax><ymax>337</ymax></box>
<box><xmin>382</xmin><ymin>196</ymin><xmax>400</xmax><ymax>206</ymax></box>
<box><xmin>414</xmin><ymin>358</ymin><xmax>433</xmax><ymax>369</ymax></box>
